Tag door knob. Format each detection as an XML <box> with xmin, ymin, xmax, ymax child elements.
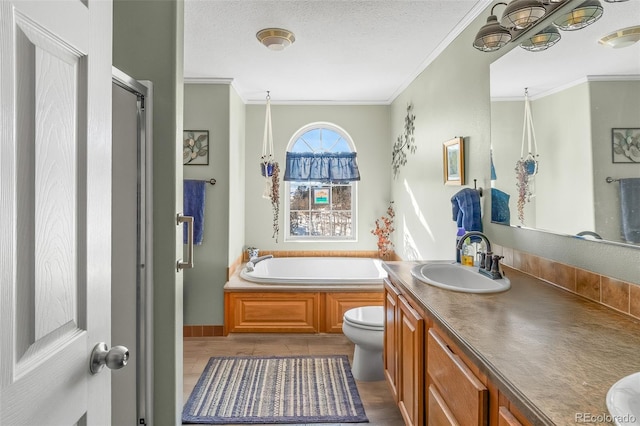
<box><xmin>90</xmin><ymin>342</ymin><xmax>129</xmax><ymax>375</ymax></box>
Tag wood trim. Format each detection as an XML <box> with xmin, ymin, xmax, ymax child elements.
<box><xmin>183</xmin><ymin>325</ymin><xmax>223</xmax><ymax>338</ymax></box>
<box><xmin>498</xmin><ymin>406</ymin><xmax>524</xmax><ymax>426</ymax></box>
<box><xmin>225</xmin><ymin>292</ymin><xmax>320</xmax><ymax>333</ymax></box>
<box><xmin>323</xmin><ymin>292</ymin><xmax>384</xmax><ymax>333</ymax></box>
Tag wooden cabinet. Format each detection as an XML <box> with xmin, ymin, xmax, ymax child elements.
<box><xmin>498</xmin><ymin>406</ymin><xmax>523</xmax><ymax>426</ymax></box>
<box><xmin>383</xmin><ymin>279</ymin><xmax>401</xmax><ymax>402</ymax></box>
<box><xmin>224</xmin><ymin>290</ymin><xmax>383</xmax><ymax>334</ymax></box>
<box><xmin>384</xmin><ymin>275</ymin><xmax>532</xmax><ymax>426</ymax></box>
<box><xmin>427</xmin><ymin>328</ymin><xmax>488</xmax><ymax>426</ymax></box>
<box><xmin>324</xmin><ymin>291</ymin><xmax>384</xmax><ymax>333</ymax></box>
<box><xmin>398</xmin><ymin>295</ymin><xmax>425</xmax><ymax>426</ymax></box>
<box><xmin>384</xmin><ymin>278</ymin><xmax>425</xmax><ymax>426</ymax></box>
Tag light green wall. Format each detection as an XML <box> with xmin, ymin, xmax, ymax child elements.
<box><xmin>183</xmin><ymin>84</ymin><xmax>231</xmax><ymax>325</ymax></box>
<box><xmin>244</xmin><ymin>104</ymin><xmax>391</xmax><ymax>251</ymax></box>
<box><xmin>590</xmin><ymin>80</ymin><xmax>640</xmax><ymax>242</ymax></box>
<box><xmin>390</xmin><ymin>10</ymin><xmax>494</xmax><ymax>261</ymax></box>
<box><xmin>491</xmin><ymin>84</ymin><xmax>594</xmax><ymax>234</ymax></box>
<box><xmin>534</xmin><ymin>85</ymin><xmax>593</xmax><ymax>234</ymax></box>
<box><xmin>113</xmin><ymin>0</ymin><xmax>184</xmax><ymax>424</ymax></box>
<box><xmin>228</xmin><ymin>88</ymin><xmax>246</xmax><ymax>267</ymax></box>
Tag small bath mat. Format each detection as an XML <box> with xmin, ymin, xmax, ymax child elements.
<box><xmin>182</xmin><ymin>355</ymin><xmax>368</xmax><ymax>424</ymax></box>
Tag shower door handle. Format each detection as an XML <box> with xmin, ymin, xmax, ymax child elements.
<box><xmin>177</xmin><ymin>213</ymin><xmax>194</xmax><ymax>271</ymax></box>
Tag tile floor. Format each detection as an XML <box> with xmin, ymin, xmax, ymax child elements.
<box><xmin>183</xmin><ymin>333</ymin><xmax>405</xmax><ymax>426</ymax></box>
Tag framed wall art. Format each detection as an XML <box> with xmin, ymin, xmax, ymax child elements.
<box><xmin>612</xmin><ymin>128</ymin><xmax>640</xmax><ymax>163</ymax></box>
<box><xmin>443</xmin><ymin>137</ymin><xmax>465</xmax><ymax>186</ymax></box>
<box><xmin>183</xmin><ymin>130</ymin><xmax>209</xmax><ymax>165</ymax></box>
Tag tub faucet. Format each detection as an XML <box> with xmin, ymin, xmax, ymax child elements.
<box><xmin>245</xmin><ymin>254</ymin><xmax>274</xmax><ymax>272</ymax></box>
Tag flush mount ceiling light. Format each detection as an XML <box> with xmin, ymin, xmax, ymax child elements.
<box><xmin>500</xmin><ymin>0</ymin><xmax>547</xmax><ymax>30</ymax></box>
<box><xmin>473</xmin><ymin>2</ymin><xmax>513</xmax><ymax>52</ymax></box>
<box><xmin>553</xmin><ymin>0</ymin><xmax>603</xmax><ymax>31</ymax></box>
<box><xmin>256</xmin><ymin>28</ymin><xmax>295</xmax><ymax>51</ymax></box>
<box><xmin>599</xmin><ymin>25</ymin><xmax>640</xmax><ymax>48</ymax></box>
<box><xmin>520</xmin><ymin>26</ymin><xmax>562</xmax><ymax>51</ymax></box>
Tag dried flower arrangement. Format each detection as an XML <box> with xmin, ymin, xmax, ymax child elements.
<box><xmin>371</xmin><ymin>202</ymin><xmax>395</xmax><ymax>259</ymax></box>
<box><xmin>514</xmin><ymin>158</ymin><xmax>533</xmax><ymax>224</ymax></box>
<box><xmin>270</xmin><ymin>162</ymin><xmax>280</xmax><ymax>242</ymax></box>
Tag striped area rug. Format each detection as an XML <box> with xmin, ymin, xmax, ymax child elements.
<box><xmin>182</xmin><ymin>355</ymin><xmax>368</xmax><ymax>424</ymax></box>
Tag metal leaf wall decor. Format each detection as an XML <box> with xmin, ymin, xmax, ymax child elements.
<box><xmin>392</xmin><ymin>103</ymin><xmax>416</xmax><ymax>179</ymax></box>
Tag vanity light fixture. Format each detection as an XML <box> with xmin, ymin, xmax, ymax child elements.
<box><xmin>500</xmin><ymin>0</ymin><xmax>547</xmax><ymax>30</ymax></box>
<box><xmin>553</xmin><ymin>0</ymin><xmax>604</xmax><ymax>31</ymax></box>
<box><xmin>598</xmin><ymin>25</ymin><xmax>640</xmax><ymax>48</ymax></box>
<box><xmin>256</xmin><ymin>28</ymin><xmax>296</xmax><ymax>51</ymax></box>
<box><xmin>473</xmin><ymin>2</ymin><xmax>513</xmax><ymax>52</ymax></box>
<box><xmin>520</xmin><ymin>26</ymin><xmax>562</xmax><ymax>51</ymax></box>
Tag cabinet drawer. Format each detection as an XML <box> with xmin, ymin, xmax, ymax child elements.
<box><xmin>427</xmin><ymin>329</ymin><xmax>487</xmax><ymax>426</ymax></box>
<box><xmin>498</xmin><ymin>406</ymin><xmax>523</xmax><ymax>426</ymax></box>
<box><xmin>428</xmin><ymin>385</ymin><xmax>459</xmax><ymax>426</ymax></box>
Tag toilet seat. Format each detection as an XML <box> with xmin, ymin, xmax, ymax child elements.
<box><xmin>343</xmin><ymin>306</ymin><xmax>384</xmax><ymax>330</ymax></box>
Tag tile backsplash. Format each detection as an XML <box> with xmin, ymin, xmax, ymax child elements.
<box><xmin>494</xmin><ymin>244</ymin><xmax>640</xmax><ymax>321</ymax></box>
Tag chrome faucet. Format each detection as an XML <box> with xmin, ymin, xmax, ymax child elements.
<box><xmin>456</xmin><ymin>231</ymin><xmax>492</xmax><ymax>253</ymax></box>
<box><xmin>245</xmin><ymin>254</ymin><xmax>274</xmax><ymax>272</ymax></box>
<box><xmin>456</xmin><ymin>231</ymin><xmax>504</xmax><ymax>279</ymax></box>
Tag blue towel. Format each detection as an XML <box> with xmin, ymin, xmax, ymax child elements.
<box><xmin>620</xmin><ymin>178</ymin><xmax>640</xmax><ymax>244</ymax></box>
<box><xmin>451</xmin><ymin>188</ymin><xmax>482</xmax><ymax>232</ymax></box>
<box><xmin>491</xmin><ymin>188</ymin><xmax>510</xmax><ymax>225</ymax></box>
<box><xmin>183</xmin><ymin>180</ymin><xmax>207</xmax><ymax>245</ymax></box>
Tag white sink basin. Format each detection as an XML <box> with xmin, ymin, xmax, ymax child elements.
<box><xmin>410</xmin><ymin>262</ymin><xmax>510</xmax><ymax>294</ymax></box>
<box><xmin>607</xmin><ymin>372</ymin><xmax>640</xmax><ymax>425</ymax></box>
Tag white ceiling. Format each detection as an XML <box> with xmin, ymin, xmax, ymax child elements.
<box><xmin>183</xmin><ymin>0</ymin><xmax>640</xmax><ymax>104</ymax></box>
<box><xmin>184</xmin><ymin>0</ymin><xmax>489</xmax><ymax>104</ymax></box>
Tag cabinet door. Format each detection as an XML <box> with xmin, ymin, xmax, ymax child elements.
<box><xmin>383</xmin><ymin>279</ymin><xmax>401</xmax><ymax>402</ymax></box>
<box><xmin>427</xmin><ymin>329</ymin><xmax>488</xmax><ymax>426</ymax></box>
<box><xmin>398</xmin><ymin>295</ymin><xmax>425</xmax><ymax>426</ymax></box>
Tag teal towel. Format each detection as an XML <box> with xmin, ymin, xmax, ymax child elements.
<box><xmin>183</xmin><ymin>180</ymin><xmax>206</xmax><ymax>245</ymax></box>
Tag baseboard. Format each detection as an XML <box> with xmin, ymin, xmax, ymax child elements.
<box><xmin>184</xmin><ymin>324</ymin><xmax>224</xmax><ymax>338</ymax></box>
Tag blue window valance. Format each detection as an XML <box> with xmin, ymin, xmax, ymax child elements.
<box><xmin>283</xmin><ymin>152</ymin><xmax>361</xmax><ymax>182</ymax></box>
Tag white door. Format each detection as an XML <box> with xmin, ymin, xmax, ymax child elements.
<box><xmin>0</xmin><ymin>0</ymin><xmax>114</xmax><ymax>424</ymax></box>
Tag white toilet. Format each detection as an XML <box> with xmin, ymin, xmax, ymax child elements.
<box><xmin>342</xmin><ymin>306</ymin><xmax>385</xmax><ymax>381</ymax></box>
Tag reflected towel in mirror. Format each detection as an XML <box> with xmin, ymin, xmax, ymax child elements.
<box><xmin>620</xmin><ymin>178</ymin><xmax>640</xmax><ymax>244</ymax></box>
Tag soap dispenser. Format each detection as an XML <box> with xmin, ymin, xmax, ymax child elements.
<box><xmin>460</xmin><ymin>238</ymin><xmax>476</xmax><ymax>267</ymax></box>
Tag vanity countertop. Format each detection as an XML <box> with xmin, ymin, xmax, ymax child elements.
<box><xmin>383</xmin><ymin>261</ymin><xmax>640</xmax><ymax>426</ymax></box>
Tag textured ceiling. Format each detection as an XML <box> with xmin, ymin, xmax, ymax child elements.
<box><xmin>184</xmin><ymin>0</ymin><xmax>488</xmax><ymax>103</ymax></box>
<box><xmin>183</xmin><ymin>0</ymin><xmax>640</xmax><ymax>104</ymax></box>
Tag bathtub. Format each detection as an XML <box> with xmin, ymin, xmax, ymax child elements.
<box><xmin>239</xmin><ymin>257</ymin><xmax>387</xmax><ymax>285</ymax></box>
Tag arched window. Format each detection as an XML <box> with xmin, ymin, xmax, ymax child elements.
<box><xmin>283</xmin><ymin>123</ymin><xmax>359</xmax><ymax>241</ymax></box>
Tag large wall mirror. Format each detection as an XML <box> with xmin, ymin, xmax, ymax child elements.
<box><xmin>489</xmin><ymin>0</ymin><xmax>640</xmax><ymax>247</ymax></box>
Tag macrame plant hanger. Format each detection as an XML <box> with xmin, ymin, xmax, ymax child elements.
<box><xmin>261</xmin><ymin>91</ymin><xmax>275</xmax><ymax>199</ymax></box>
<box><xmin>519</xmin><ymin>88</ymin><xmax>539</xmax><ymax>177</ymax></box>
<box><xmin>515</xmin><ymin>88</ymin><xmax>539</xmax><ymax>224</ymax></box>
